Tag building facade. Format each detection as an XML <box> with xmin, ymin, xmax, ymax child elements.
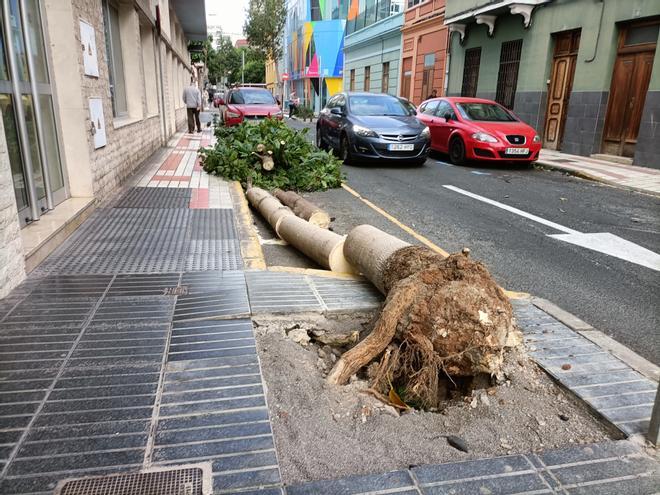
<box><xmin>343</xmin><ymin>1</ymin><xmax>405</xmax><ymax>95</ymax></box>
<box><xmin>444</xmin><ymin>0</ymin><xmax>660</xmax><ymax>168</ymax></box>
<box><xmin>0</xmin><ymin>0</ymin><xmax>205</xmax><ymax>297</ymax></box>
<box><xmin>284</xmin><ymin>0</ymin><xmax>350</xmax><ymax>112</ymax></box>
<box><xmin>400</xmin><ymin>0</ymin><xmax>449</xmax><ymax>104</ymax></box>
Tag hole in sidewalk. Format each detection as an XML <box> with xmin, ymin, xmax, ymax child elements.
<box><xmin>253</xmin><ymin>312</ymin><xmax>619</xmax><ymax>484</ymax></box>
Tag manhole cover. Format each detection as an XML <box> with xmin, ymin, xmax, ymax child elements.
<box><xmin>55</xmin><ymin>467</ymin><xmax>207</xmax><ymax>495</ymax></box>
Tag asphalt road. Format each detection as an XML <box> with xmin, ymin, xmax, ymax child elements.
<box><xmin>287</xmin><ymin>119</ymin><xmax>660</xmax><ymax>364</ymax></box>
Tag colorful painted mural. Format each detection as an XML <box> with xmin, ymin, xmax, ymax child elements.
<box><xmin>285</xmin><ymin>1</ymin><xmax>350</xmax><ymax>109</ymax></box>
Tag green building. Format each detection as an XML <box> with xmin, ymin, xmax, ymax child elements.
<box><xmin>343</xmin><ymin>1</ymin><xmax>405</xmax><ymax>95</ymax></box>
<box><xmin>444</xmin><ymin>0</ymin><xmax>660</xmax><ymax>168</ymax></box>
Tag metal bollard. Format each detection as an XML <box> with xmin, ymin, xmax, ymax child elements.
<box><xmin>648</xmin><ymin>381</ymin><xmax>660</xmax><ymax>446</ymax></box>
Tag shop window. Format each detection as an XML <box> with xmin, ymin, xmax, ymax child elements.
<box><xmin>495</xmin><ymin>39</ymin><xmax>522</xmax><ymax>110</ymax></box>
<box><xmin>461</xmin><ymin>47</ymin><xmax>481</xmax><ymax>97</ymax></box>
<box><xmin>102</xmin><ymin>0</ymin><xmax>128</xmax><ymax>116</ymax></box>
<box><xmin>364</xmin><ymin>66</ymin><xmax>370</xmax><ymax>91</ymax></box>
<box><xmin>350</xmin><ymin>69</ymin><xmax>355</xmax><ymax>91</ymax></box>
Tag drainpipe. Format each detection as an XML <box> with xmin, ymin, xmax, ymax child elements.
<box><xmin>443</xmin><ymin>26</ymin><xmax>451</xmax><ymax>96</ymax></box>
<box><xmin>155</xmin><ymin>6</ymin><xmax>167</xmax><ymax>141</ymax></box>
<box><xmin>585</xmin><ymin>0</ymin><xmax>605</xmax><ymax>63</ymax></box>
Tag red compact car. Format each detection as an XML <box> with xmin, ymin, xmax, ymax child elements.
<box><xmin>219</xmin><ymin>87</ymin><xmax>283</xmax><ymax>126</ymax></box>
<box><xmin>415</xmin><ymin>97</ymin><xmax>541</xmax><ymax>166</ymax></box>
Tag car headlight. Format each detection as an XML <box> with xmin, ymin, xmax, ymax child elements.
<box><xmin>471</xmin><ymin>132</ymin><xmax>498</xmax><ymax>143</ymax></box>
<box><xmin>420</xmin><ymin>126</ymin><xmax>430</xmax><ymax>138</ymax></box>
<box><xmin>533</xmin><ymin>134</ymin><xmax>541</xmax><ymax>143</ymax></box>
<box><xmin>226</xmin><ymin>111</ymin><xmax>241</xmax><ymax>119</ymax></box>
<box><xmin>353</xmin><ymin>124</ymin><xmax>377</xmax><ymax>137</ymax></box>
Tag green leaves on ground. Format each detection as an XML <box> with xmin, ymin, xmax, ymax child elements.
<box><xmin>200</xmin><ymin>119</ymin><xmax>344</xmax><ymax>191</ymax></box>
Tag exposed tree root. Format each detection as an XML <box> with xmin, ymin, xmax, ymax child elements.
<box><xmin>328</xmin><ymin>245</ymin><xmax>521</xmax><ymax>410</ymax></box>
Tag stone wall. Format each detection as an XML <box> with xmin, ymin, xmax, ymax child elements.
<box><xmin>634</xmin><ymin>91</ymin><xmax>660</xmax><ymax>169</ymax></box>
<box><xmin>0</xmin><ymin>117</ymin><xmax>26</xmax><ymax>298</ymax></box>
<box><xmin>72</xmin><ymin>0</ymin><xmax>164</xmax><ymax>201</ymax></box>
<box><xmin>560</xmin><ymin>91</ymin><xmax>608</xmax><ymax>157</ymax></box>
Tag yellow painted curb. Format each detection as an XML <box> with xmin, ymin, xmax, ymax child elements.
<box><xmin>504</xmin><ymin>290</ymin><xmax>531</xmax><ymax>300</ymax></box>
<box><xmin>341</xmin><ymin>182</ymin><xmax>530</xmax><ymax>301</ymax></box>
<box><xmin>230</xmin><ymin>181</ymin><xmax>266</xmax><ymax>270</ymax></box>
<box><xmin>341</xmin><ymin>183</ymin><xmax>450</xmax><ymax>257</ymax></box>
<box><xmin>266</xmin><ymin>265</ymin><xmax>363</xmax><ymax>280</ymax></box>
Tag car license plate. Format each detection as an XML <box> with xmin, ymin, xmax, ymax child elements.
<box><xmin>388</xmin><ymin>143</ymin><xmax>414</xmax><ymax>151</ymax></box>
<box><xmin>505</xmin><ymin>147</ymin><xmax>529</xmax><ymax>155</ymax></box>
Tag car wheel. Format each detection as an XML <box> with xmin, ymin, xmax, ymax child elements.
<box><xmin>449</xmin><ymin>137</ymin><xmax>466</xmax><ymax>165</ymax></box>
<box><xmin>316</xmin><ymin>127</ymin><xmax>327</xmax><ymax>150</ymax></box>
<box><xmin>340</xmin><ymin>135</ymin><xmax>352</xmax><ymax>164</ymax></box>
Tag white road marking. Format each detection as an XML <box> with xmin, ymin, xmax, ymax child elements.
<box><xmin>443</xmin><ymin>185</ymin><xmax>660</xmax><ymax>271</ymax></box>
<box><xmin>549</xmin><ymin>233</ymin><xmax>660</xmax><ymax>271</ymax></box>
<box><xmin>443</xmin><ymin>185</ymin><xmax>579</xmax><ymax>235</ymax></box>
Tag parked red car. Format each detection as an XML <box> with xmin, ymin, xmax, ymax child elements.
<box><xmin>415</xmin><ymin>97</ymin><xmax>541</xmax><ymax>166</ymax></box>
<box><xmin>218</xmin><ymin>87</ymin><xmax>283</xmax><ymax>126</ymax></box>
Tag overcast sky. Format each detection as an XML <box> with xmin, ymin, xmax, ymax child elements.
<box><xmin>206</xmin><ymin>0</ymin><xmax>250</xmax><ymax>41</ymax></box>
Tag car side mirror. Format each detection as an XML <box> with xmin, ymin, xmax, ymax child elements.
<box><xmin>330</xmin><ymin>107</ymin><xmax>343</xmax><ymax>116</ymax></box>
<box><xmin>443</xmin><ymin>112</ymin><xmax>451</xmax><ymax>121</ymax></box>
<box><xmin>218</xmin><ymin>98</ymin><xmax>225</xmax><ymax>106</ymax></box>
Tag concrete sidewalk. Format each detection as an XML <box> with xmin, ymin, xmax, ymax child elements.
<box><xmin>538</xmin><ymin>150</ymin><xmax>660</xmax><ymax>197</ymax></box>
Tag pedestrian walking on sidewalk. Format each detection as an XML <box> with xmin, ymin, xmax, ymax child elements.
<box><xmin>183</xmin><ymin>78</ymin><xmax>202</xmax><ymax>133</ymax></box>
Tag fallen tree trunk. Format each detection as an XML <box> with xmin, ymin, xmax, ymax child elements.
<box><xmin>343</xmin><ymin>225</ymin><xmax>410</xmax><ymax>294</ymax></box>
<box><xmin>273</xmin><ymin>189</ymin><xmax>331</xmax><ymax>228</ymax></box>
<box><xmin>277</xmin><ymin>215</ymin><xmax>353</xmax><ymax>273</ymax></box>
<box><xmin>245</xmin><ymin>186</ymin><xmax>354</xmax><ymax>273</ymax></box>
<box><xmin>328</xmin><ymin>225</ymin><xmax>521</xmax><ymax>410</ymax></box>
<box><xmin>246</xmin><ymin>187</ymin><xmax>271</xmax><ymax>209</ymax></box>
<box><xmin>246</xmin><ymin>187</ymin><xmax>295</xmax><ymax>236</ymax></box>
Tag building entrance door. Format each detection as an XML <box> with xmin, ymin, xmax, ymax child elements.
<box><xmin>543</xmin><ymin>29</ymin><xmax>580</xmax><ymax>150</ymax></box>
<box><xmin>602</xmin><ymin>21</ymin><xmax>658</xmax><ymax>158</ymax></box>
<box><xmin>1</xmin><ymin>0</ymin><xmax>66</xmax><ymax>226</ymax></box>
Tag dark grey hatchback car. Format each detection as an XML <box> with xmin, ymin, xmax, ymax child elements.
<box><xmin>316</xmin><ymin>92</ymin><xmax>430</xmax><ymax>165</ymax></box>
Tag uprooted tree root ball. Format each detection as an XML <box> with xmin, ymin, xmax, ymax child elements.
<box><xmin>328</xmin><ymin>246</ymin><xmax>522</xmax><ymax>411</ymax></box>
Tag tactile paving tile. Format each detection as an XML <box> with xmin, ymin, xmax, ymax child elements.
<box><xmin>185</xmin><ymin>239</ymin><xmax>243</xmax><ymax>271</ymax></box>
<box><xmin>43</xmin><ymin>208</ymin><xmax>189</xmax><ymax>274</ymax></box>
<box><xmin>190</xmin><ymin>209</ymin><xmax>237</xmax><ymax>240</ymax></box>
<box><xmin>114</xmin><ymin>187</ymin><xmax>192</xmax><ymax>208</ymax></box>
<box><xmin>41</xmin><ymin>209</ymin><xmax>241</xmax><ymax>275</ymax></box>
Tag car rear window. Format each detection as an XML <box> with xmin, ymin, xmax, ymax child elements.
<box><xmin>230</xmin><ymin>89</ymin><xmax>276</xmax><ymax>105</ymax></box>
<box><xmin>349</xmin><ymin>95</ymin><xmax>412</xmax><ymax>116</ymax></box>
<box><xmin>456</xmin><ymin>103</ymin><xmax>517</xmax><ymax>122</ymax></box>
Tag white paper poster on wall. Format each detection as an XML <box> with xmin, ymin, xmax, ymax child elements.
<box><xmin>80</xmin><ymin>20</ymin><xmax>99</xmax><ymax>77</ymax></box>
<box><xmin>89</xmin><ymin>98</ymin><xmax>106</xmax><ymax>149</ymax></box>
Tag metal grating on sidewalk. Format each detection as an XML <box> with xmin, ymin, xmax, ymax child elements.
<box><xmin>55</xmin><ymin>466</ymin><xmax>205</xmax><ymax>495</ymax></box>
<box><xmin>246</xmin><ymin>271</ymin><xmax>382</xmax><ymax>314</ymax></box>
<box><xmin>114</xmin><ymin>187</ymin><xmax>192</xmax><ymax>209</ymax></box>
<box><xmin>512</xmin><ymin>299</ymin><xmax>657</xmax><ymax>437</ymax></box>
